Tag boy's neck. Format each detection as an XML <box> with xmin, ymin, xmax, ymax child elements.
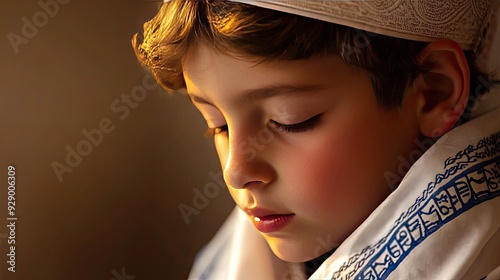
<box><xmin>303</xmin><ymin>248</ymin><xmax>336</xmax><ymax>278</ymax></box>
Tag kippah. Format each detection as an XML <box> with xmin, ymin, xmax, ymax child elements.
<box><xmin>229</xmin><ymin>0</ymin><xmax>498</xmax><ymax>50</ymax></box>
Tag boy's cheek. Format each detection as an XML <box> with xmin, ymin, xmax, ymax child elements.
<box><xmin>285</xmin><ymin>148</ymin><xmax>353</xmax><ymax>208</ymax></box>
<box><xmin>288</xmin><ymin>130</ymin><xmax>391</xmax><ymax>209</ymax></box>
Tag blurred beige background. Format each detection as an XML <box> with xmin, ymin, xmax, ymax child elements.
<box><xmin>0</xmin><ymin>0</ymin><xmax>234</xmax><ymax>279</ymax></box>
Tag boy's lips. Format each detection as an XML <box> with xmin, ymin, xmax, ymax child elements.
<box><xmin>246</xmin><ymin>207</ymin><xmax>295</xmax><ymax>233</ymax></box>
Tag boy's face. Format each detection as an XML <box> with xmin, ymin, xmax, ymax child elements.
<box><xmin>183</xmin><ymin>43</ymin><xmax>421</xmax><ymax>262</ymax></box>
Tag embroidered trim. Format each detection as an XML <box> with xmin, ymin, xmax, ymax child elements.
<box><xmin>357</xmin><ymin>157</ymin><xmax>500</xmax><ymax>279</ymax></box>
<box><xmin>331</xmin><ymin>132</ymin><xmax>500</xmax><ymax>280</ymax></box>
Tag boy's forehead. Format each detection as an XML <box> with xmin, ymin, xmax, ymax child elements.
<box><xmin>183</xmin><ymin>41</ymin><xmax>346</xmax><ymax>73</ymax></box>
<box><xmin>183</xmin><ymin>42</ymin><xmax>255</xmax><ymax>76</ymax></box>
<box><xmin>183</xmin><ymin>43</ymin><xmax>346</xmax><ymax>87</ymax></box>
<box><xmin>183</xmin><ymin>43</ymin><xmax>216</xmax><ymax>73</ymax></box>
<box><xmin>182</xmin><ymin>43</ymin><xmax>249</xmax><ymax>92</ymax></box>
<box><xmin>182</xmin><ymin>42</ymin><xmax>249</xmax><ymax>80</ymax></box>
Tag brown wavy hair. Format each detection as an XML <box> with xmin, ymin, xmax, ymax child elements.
<box><xmin>132</xmin><ymin>0</ymin><xmax>488</xmax><ymax>111</ymax></box>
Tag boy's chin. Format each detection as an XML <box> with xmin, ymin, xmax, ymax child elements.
<box><xmin>266</xmin><ymin>237</ymin><xmax>332</xmax><ymax>263</ymax></box>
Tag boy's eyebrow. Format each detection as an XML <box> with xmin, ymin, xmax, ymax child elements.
<box><xmin>243</xmin><ymin>84</ymin><xmax>324</xmax><ymax>101</ymax></box>
<box><xmin>188</xmin><ymin>84</ymin><xmax>324</xmax><ymax>105</ymax></box>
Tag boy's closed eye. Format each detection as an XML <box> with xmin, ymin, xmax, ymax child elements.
<box><xmin>204</xmin><ymin>113</ymin><xmax>322</xmax><ymax>137</ymax></box>
<box><xmin>270</xmin><ymin>113</ymin><xmax>322</xmax><ymax>133</ymax></box>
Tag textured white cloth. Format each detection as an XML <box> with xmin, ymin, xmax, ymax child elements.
<box><xmin>230</xmin><ymin>0</ymin><xmax>498</xmax><ymax>51</ymax></box>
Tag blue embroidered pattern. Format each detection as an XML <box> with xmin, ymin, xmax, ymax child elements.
<box><xmin>331</xmin><ymin>132</ymin><xmax>500</xmax><ymax>280</ymax></box>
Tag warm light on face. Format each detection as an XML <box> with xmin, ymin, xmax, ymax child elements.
<box><xmin>182</xmin><ymin>42</ymin><xmax>422</xmax><ymax>262</ymax></box>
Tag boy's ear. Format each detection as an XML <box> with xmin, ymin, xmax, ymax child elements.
<box><xmin>415</xmin><ymin>39</ymin><xmax>470</xmax><ymax>138</ymax></box>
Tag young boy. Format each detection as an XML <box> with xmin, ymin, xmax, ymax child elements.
<box><xmin>133</xmin><ymin>1</ymin><xmax>500</xmax><ymax>279</ymax></box>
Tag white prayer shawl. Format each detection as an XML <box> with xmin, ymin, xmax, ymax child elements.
<box><xmin>185</xmin><ymin>1</ymin><xmax>500</xmax><ymax>279</ymax></box>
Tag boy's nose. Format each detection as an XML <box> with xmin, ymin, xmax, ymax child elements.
<box><xmin>222</xmin><ymin>135</ymin><xmax>275</xmax><ymax>190</ymax></box>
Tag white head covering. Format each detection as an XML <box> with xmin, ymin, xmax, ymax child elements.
<box><xmin>232</xmin><ymin>0</ymin><xmax>496</xmax><ymax>49</ymax></box>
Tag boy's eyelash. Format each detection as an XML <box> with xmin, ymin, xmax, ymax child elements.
<box><xmin>204</xmin><ymin>114</ymin><xmax>321</xmax><ymax>137</ymax></box>
<box><xmin>270</xmin><ymin>114</ymin><xmax>322</xmax><ymax>133</ymax></box>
